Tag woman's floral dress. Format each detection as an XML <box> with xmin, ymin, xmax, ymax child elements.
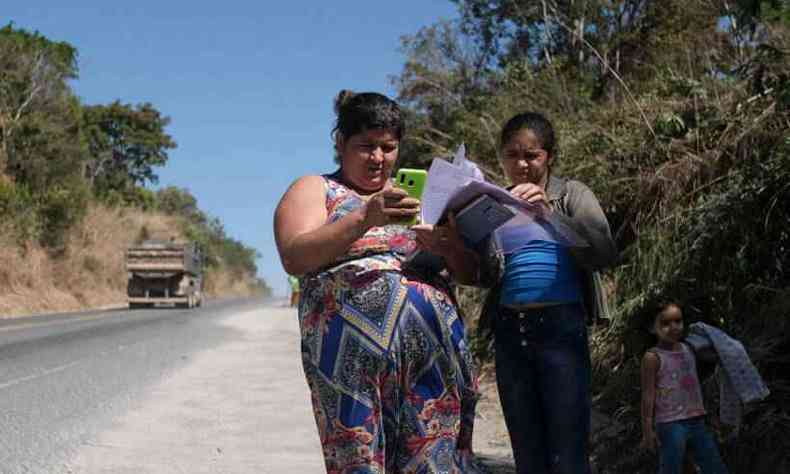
<box><xmin>298</xmin><ymin>171</ymin><xmax>481</xmax><ymax>474</ymax></box>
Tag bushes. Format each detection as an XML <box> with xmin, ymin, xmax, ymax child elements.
<box><xmin>38</xmin><ymin>182</ymin><xmax>91</xmax><ymax>250</ymax></box>
<box><xmin>577</xmin><ymin>53</ymin><xmax>790</xmax><ymax>474</ymax></box>
<box><xmin>591</xmin><ymin>143</ymin><xmax>790</xmax><ymax>472</ymax></box>
<box><xmin>0</xmin><ymin>179</ymin><xmax>90</xmax><ymax>250</ymax></box>
<box><xmin>394</xmin><ymin>1</ymin><xmax>790</xmax><ymax>471</ymax></box>
<box><xmin>0</xmin><ymin>179</ymin><xmax>40</xmax><ymax>244</ymax></box>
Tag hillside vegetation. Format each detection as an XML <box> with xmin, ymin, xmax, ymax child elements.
<box><xmin>393</xmin><ymin>1</ymin><xmax>790</xmax><ymax>472</ymax></box>
<box><xmin>0</xmin><ymin>24</ymin><xmax>269</xmax><ymax>317</ymax></box>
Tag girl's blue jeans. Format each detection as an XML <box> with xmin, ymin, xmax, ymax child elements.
<box><xmin>494</xmin><ymin>303</ymin><xmax>591</xmax><ymax>474</ymax></box>
<box><xmin>656</xmin><ymin>416</ymin><xmax>728</xmax><ymax>474</ymax></box>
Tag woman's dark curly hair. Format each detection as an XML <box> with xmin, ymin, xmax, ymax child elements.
<box><xmin>332</xmin><ymin>90</ymin><xmax>404</xmax><ymax>143</ymax></box>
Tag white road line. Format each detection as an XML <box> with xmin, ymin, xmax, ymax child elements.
<box><xmin>0</xmin><ymin>313</ymin><xmax>117</xmax><ymax>333</ymax></box>
<box><xmin>0</xmin><ymin>360</ymin><xmax>82</xmax><ymax>390</ymax></box>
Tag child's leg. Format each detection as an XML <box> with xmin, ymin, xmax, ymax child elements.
<box><xmin>686</xmin><ymin>418</ymin><xmax>728</xmax><ymax>474</ymax></box>
<box><xmin>684</xmin><ymin>449</ymin><xmax>698</xmax><ymax>474</ymax></box>
<box><xmin>656</xmin><ymin>421</ymin><xmax>689</xmax><ymax>474</ymax></box>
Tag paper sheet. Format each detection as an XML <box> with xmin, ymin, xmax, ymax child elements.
<box><xmin>445</xmin><ymin>179</ymin><xmax>539</xmax><ymax>214</ymax></box>
<box><xmin>492</xmin><ymin>211</ymin><xmax>588</xmax><ymax>253</ymax></box>
<box><xmin>421</xmin><ymin>156</ymin><xmax>536</xmax><ymax>225</ymax></box>
<box><xmin>419</xmin><ymin>144</ymin><xmax>588</xmax><ymax>251</ymax></box>
<box><xmin>420</xmin><ymin>157</ymin><xmax>474</xmax><ymax>225</ymax></box>
<box><xmin>452</xmin><ymin>144</ymin><xmax>485</xmax><ymax>181</ymax></box>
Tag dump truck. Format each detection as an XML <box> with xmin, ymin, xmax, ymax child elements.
<box><xmin>126</xmin><ymin>240</ymin><xmax>203</xmax><ymax>309</ymax></box>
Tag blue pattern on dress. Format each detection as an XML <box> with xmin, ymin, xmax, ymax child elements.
<box><xmin>298</xmin><ymin>170</ymin><xmax>481</xmax><ymax>473</ymax></box>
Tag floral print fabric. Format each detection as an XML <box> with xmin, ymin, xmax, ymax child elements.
<box><xmin>298</xmin><ymin>171</ymin><xmax>480</xmax><ymax>473</ymax></box>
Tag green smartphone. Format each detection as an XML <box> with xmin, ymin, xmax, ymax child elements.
<box><xmin>393</xmin><ymin>168</ymin><xmax>427</xmax><ymax>225</ymax></box>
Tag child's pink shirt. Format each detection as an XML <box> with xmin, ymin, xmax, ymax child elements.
<box><xmin>653</xmin><ymin>343</ymin><xmax>707</xmax><ymax>424</ymax></box>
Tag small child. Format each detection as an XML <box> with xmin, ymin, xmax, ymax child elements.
<box><xmin>640</xmin><ymin>302</ymin><xmax>729</xmax><ymax>474</ymax></box>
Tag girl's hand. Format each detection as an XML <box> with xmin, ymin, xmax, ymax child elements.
<box><xmin>362</xmin><ymin>182</ymin><xmax>420</xmax><ymax>228</ymax></box>
<box><xmin>412</xmin><ymin>213</ymin><xmax>464</xmax><ymax>258</ymax></box>
<box><xmin>510</xmin><ymin>183</ymin><xmax>551</xmax><ymax>214</ymax></box>
<box><xmin>640</xmin><ymin>430</ymin><xmax>659</xmax><ymax>453</ymax></box>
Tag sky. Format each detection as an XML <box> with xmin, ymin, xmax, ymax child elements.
<box><xmin>4</xmin><ymin>1</ymin><xmax>460</xmax><ymax>297</ymax></box>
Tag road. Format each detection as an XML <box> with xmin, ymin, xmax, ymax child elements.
<box><xmin>0</xmin><ymin>298</ymin><xmax>515</xmax><ymax>473</ymax></box>
<box><xmin>0</xmin><ymin>298</ymin><xmax>325</xmax><ymax>473</ymax></box>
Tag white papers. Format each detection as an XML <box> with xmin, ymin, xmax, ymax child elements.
<box><xmin>452</xmin><ymin>144</ymin><xmax>485</xmax><ymax>181</ymax></box>
<box><xmin>421</xmin><ymin>157</ymin><xmax>474</xmax><ymax>225</ymax></box>
<box><xmin>494</xmin><ymin>214</ymin><xmax>554</xmax><ymax>253</ymax></box>
<box><xmin>418</xmin><ymin>143</ymin><xmax>588</xmax><ymax>253</ymax></box>
<box><xmin>445</xmin><ymin>179</ymin><xmax>539</xmax><ymax>215</ymax></box>
<box><xmin>492</xmin><ymin>211</ymin><xmax>586</xmax><ymax>253</ymax></box>
<box><xmin>420</xmin><ymin>144</ymin><xmax>532</xmax><ymax>225</ymax></box>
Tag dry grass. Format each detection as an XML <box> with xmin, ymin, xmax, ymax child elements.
<box><xmin>203</xmin><ymin>263</ymin><xmax>261</xmax><ymax>299</ymax></box>
<box><xmin>0</xmin><ymin>204</ymin><xmax>260</xmax><ymax>318</ymax></box>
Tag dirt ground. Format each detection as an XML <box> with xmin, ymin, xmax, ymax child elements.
<box><xmin>472</xmin><ymin>368</ymin><xmax>517</xmax><ymax>473</ymax></box>
<box><xmin>471</xmin><ymin>364</ymin><xmax>622</xmax><ymax>474</ymax></box>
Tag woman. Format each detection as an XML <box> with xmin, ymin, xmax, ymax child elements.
<box><xmin>417</xmin><ymin>112</ymin><xmax>617</xmax><ymax>474</ymax></box>
<box><xmin>274</xmin><ymin>91</ymin><xmax>480</xmax><ymax>473</ymax></box>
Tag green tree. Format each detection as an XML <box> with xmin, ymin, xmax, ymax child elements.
<box><xmin>0</xmin><ymin>23</ymin><xmax>83</xmax><ymax>191</ymax></box>
<box><xmin>0</xmin><ymin>23</ymin><xmax>88</xmax><ymax>249</ymax></box>
<box><xmin>82</xmin><ymin>100</ymin><xmax>176</xmax><ymax>195</ymax></box>
<box><xmin>155</xmin><ymin>186</ymin><xmax>206</xmax><ymax>224</ymax></box>
<box><xmin>395</xmin><ymin>19</ymin><xmax>505</xmax><ymax>176</ymax></box>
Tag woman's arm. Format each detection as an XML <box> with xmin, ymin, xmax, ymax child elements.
<box><xmin>275</xmin><ymin>176</ymin><xmax>420</xmax><ymax>275</ymax></box>
<box><xmin>476</xmin><ymin>234</ymin><xmax>502</xmax><ymax>289</ymax></box>
<box><xmin>556</xmin><ymin>181</ymin><xmax>618</xmax><ymax>270</ymax></box>
<box><xmin>274</xmin><ymin>176</ymin><xmax>367</xmax><ymax>276</ymax></box>
<box><xmin>443</xmin><ymin>247</ymin><xmax>481</xmax><ymax>285</ymax></box>
<box><xmin>640</xmin><ymin>351</ymin><xmax>660</xmax><ymax>452</ymax></box>
<box><xmin>412</xmin><ymin>214</ymin><xmax>481</xmax><ymax>285</ymax></box>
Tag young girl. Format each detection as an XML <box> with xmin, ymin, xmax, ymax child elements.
<box><xmin>415</xmin><ymin>112</ymin><xmax>618</xmax><ymax>473</ymax></box>
<box><xmin>640</xmin><ymin>302</ymin><xmax>729</xmax><ymax>474</ymax></box>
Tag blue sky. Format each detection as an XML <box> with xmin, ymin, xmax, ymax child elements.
<box><xmin>5</xmin><ymin>1</ymin><xmax>459</xmax><ymax>297</ymax></box>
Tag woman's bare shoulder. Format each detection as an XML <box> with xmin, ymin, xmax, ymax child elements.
<box><xmin>276</xmin><ymin>175</ymin><xmax>328</xmax><ymax>216</ymax></box>
<box><xmin>281</xmin><ymin>175</ymin><xmax>327</xmax><ymax>198</ymax></box>
<box><xmin>290</xmin><ymin>174</ymin><xmax>326</xmax><ymax>190</ymax></box>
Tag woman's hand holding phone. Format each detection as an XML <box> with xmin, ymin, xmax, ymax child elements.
<box><xmin>362</xmin><ymin>183</ymin><xmax>420</xmax><ymax>228</ymax></box>
<box><xmin>392</xmin><ymin>169</ymin><xmax>427</xmax><ymax>225</ymax></box>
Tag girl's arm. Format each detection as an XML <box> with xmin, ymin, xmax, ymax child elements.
<box><xmin>556</xmin><ymin>181</ymin><xmax>618</xmax><ymax>270</ymax></box>
<box><xmin>274</xmin><ymin>176</ymin><xmax>418</xmax><ymax>275</ymax></box>
<box><xmin>640</xmin><ymin>351</ymin><xmax>660</xmax><ymax>452</ymax></box>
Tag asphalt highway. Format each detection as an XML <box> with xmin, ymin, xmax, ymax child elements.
<box><xmin>0</xmin><ymin>298</ymin><xmax>325</xmax><ymax>473</ymax></box>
